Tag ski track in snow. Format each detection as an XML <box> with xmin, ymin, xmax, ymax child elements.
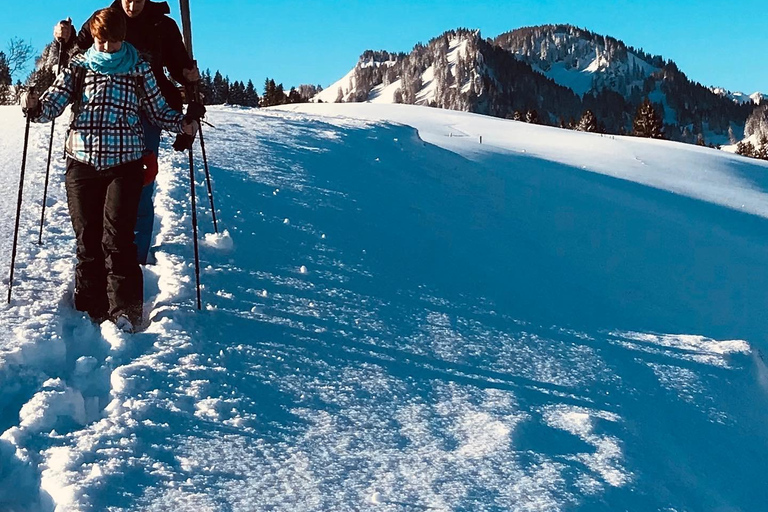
<box><xmin>1</xmin><ymin>104</ymin><xmax>767</xmax><ymax>511</ymax></box>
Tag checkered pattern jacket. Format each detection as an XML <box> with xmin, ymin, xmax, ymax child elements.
<box><xmin>34</xmin><ymin>54</ymin><xmax>185</xmax><ymax>171</ymax></box>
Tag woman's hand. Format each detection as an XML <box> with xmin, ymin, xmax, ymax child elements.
<box><xmin>182</xmin><ymin>119</ymin><xmax>199</xmax><ymax>137</ymax></box>
<box><xmin>20</xmin><ymin>91</ymin><xmax>39</xmax><ymax>112</ymax></box>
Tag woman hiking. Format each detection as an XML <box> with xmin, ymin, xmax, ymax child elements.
<box><xmin>21</xmin><ymin>7</ymin><xmax>199</xmax><ymax>332</ymax></box>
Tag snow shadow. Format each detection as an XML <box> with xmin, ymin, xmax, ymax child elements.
<box><xmin>177</xmin><ymin>112</ymin><xmax>768</xmax><ymax>511</ymax></box>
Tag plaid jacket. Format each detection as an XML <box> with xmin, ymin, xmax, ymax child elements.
<box><xmin>34</xmin><ymin>55</ymin><xmax>185</xmax><ymax>171</ymax></box>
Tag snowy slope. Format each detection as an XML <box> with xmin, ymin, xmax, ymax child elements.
<box><xmin>2</xmin><ymin>103</ymin><xmax>768</xmax><ymax>512</ymax></box>
<box><xmin>315</xmin><ymin>66</ymin><xmax>355</xmax><ymax>103</ymax></box>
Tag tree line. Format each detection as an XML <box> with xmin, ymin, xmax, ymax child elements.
<box><xmin>1</xmin><ymin>39</ymin><xmax>322</xmax><ymax>109</ymax></box>
<box><xmin>196</xmin><ymin>69</ymin><xmax>322</xmax><ymax>107</ymax></box>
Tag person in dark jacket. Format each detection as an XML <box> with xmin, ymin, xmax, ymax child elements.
<box><xmin>26</xmin><ymin>7</ymin><xmax>199</xmax><ymax>332</ymax></box>
<box><xmin>54</xmin><ymin>0</ymin><xmax>200</xmax><ymax>265</ymax></box>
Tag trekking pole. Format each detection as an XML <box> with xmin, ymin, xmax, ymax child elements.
<box><xmin>196</xmin><ymin>95</ymin><xmax>218</xmax><ymax>233</ymax></box>
<box><xmin>188</xmin><ymin>149</ymin><xmax>202</xmax><ymax>310</ymax></box>
<box><xmin>38</xmin><ymin>19</ymin><xmax>70</xmax><ymax>245</ymax></box>
<box><xmin>9</xmin><ymin>86</ymin><xmax>36</xmax><ymax>304</ymax></box>
<box><xmin>178</xmin><ymin>0</ymin><xmax>218</xmax><ymax>233</ymax></box>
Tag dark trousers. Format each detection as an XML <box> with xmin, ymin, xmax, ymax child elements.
<box><xmin>65</xmin><ymin>158</ymin><xmax>144</xmax><ymax>321</ymax></box>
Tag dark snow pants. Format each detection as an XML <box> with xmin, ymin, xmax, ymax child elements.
<box><xmin>65</xmin><ymin>158</ymin><xmax>144</xmax><ymax>322</ymax></box>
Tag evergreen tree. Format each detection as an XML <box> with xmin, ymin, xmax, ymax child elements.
<box><xmin>576</xmin><ymin>110</ymin><xmax>598</xmax><ymax>132</ymax></box>
<box><xmin>212</xmin><ymin>71</ymin><xmax>225</xmax><ymax>104</ymax></box>
<box><xmin>262</xmin><ymin>78</ymin><xmax>275</xmax><ymax>106</ymax></box>
<box><xmin>245</xmin><ymin>79</ymin><xmax>259</xmax><ymax>107</ymax></box>
<box><xmin>756</xmin><ymin>135</ymin><xmax>768</xmax><ymax>160</ymax></box>
<box><xmin>632</xmin><ymin>98</ymin><xmax>664</xmax><ymax>138</ymax></box>
<box><xmin>0</xmin><ymin>51</ymin><xmax>11</xmax><ymax>105</ymax></box>
<box><xmin>221</xmin><ymin>76</ymin><xmax>231</xmax><ymax>104</ymax></box>
<box><xmin>287</xmin><ymin>86</ymin><xmax>302</xmax><ymax>104</ymax></box>
<box><xmin>736</xmin><ymin>141</ymin><xmax>755</xmax><ymax>158</ymax></box>
<box><xmin>26</xmin><ymin>42</ymin><xmax>58</xmax><ymax>93</ymax></box>
<box><xmin>230</xmin><ymin>80</ymin><xmax>245</xmax><ymax>105</ymax></box>
<box><xmin>199</xmin><ymin>69</ymin><xmax>213</xmax><ymax>104</ymax></box>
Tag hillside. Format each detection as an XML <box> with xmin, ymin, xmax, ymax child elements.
<box><xmin>316</xmin><ymin>25</ymin><xmax>760</xmax><ymax>145</ymax></box>
<box><xmin>1</xmin><ymin>103</ymin><xmax>768</xmax><ymax>511</ymax></box>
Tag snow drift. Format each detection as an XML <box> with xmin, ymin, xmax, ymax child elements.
<box><xmin>1</xmin><ymin>102</ymin><xmax>767</xmax><ymax>511</ymax></box>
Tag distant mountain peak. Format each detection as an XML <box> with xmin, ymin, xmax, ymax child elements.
<box><xmin>314</xmin><ymin>24</ymin><xmax>755</xmax><ymax>145</ymax></box>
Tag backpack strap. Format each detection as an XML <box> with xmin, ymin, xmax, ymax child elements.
<box><xmin>133</xmin><ymin>73</ymin><xmax>147</xmax><ymax>108</ymax></box>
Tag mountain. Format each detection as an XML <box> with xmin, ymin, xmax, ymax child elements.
<box><xmin>317</xmin><ymin>29</ymin><xmax>584</xmax><ymax>129</ymax></box>
<box><xmin>2</xmin><ymin>102</ymin><xmax>768</xmax><ymax>511</ymax></box>
<box><xmin>712</xmin><ymin>88</ymin><xmax>766</xmax><ymax>105</ymax></box>
<box><xmin>495</xmin><ymin>25</ymin><xmax>660</xmax><ymax>98</ymax></box>
<box><xmin>316</xmin><ymin>25</ymin><xmax>757</xmax><ymax>144</ymax></box>
<box><xmin>752</xmin><ymin>92</ymin><xmax>767</xmax><ymax>104</ymax></box>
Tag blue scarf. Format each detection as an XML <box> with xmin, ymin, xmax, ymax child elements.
<box><xmin>83</xmin><ymin>41</ymin><xmax>139</xmax><ymax>75</ymax></box>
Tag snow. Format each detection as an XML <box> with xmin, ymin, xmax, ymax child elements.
<box><xmin>713</xmin><ymin>88</ymin><xmax>766</xmax><ymax>105</ymax></box>
<box><xmin>367</xmin><ymin>79</ymin><xmax>401</xmax><ymax>104</ymax></box>
<box><xmin>1</xmin><ymin>101</ymin><xmax>768</xmax><ymax>511</ymax></box>
<box><xmin>314</xmin><ymin>66</ymin><xmax>356</xmax><ymax>103</ymax></box>
<box><xmin>535</xmin><ymin>61</ymin><xmax>594</xmax><ymax>97</ymax></box>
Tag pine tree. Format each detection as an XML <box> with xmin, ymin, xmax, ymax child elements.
<box><xmin>287</xmin><ymin>86</ymin><xmax>302</xmax><ymax>104</ymax></box>
<box><xmin>262</xmin><ymin>78</ymin><xmax>277</xmax><ymax>106</ymax></box>
<box><xmin>0</xmin><ymin>51</ymin><xmax>12</xmax><ymax>105</ymax></box>
<box><xmin>245</xmin><ymin>79</ymin><xmax>259</xmax><ymax>107</ymax></box>
<box><xmin>632</xmin><ymin>98</ymin><xmax>664</xmax><ymax>138</ymax></box>
<box><xmin>212</xmin><ymin>71</ymin><xmax>225</xmax><ymax>104</ymax></box>
<box><xmin>576</xmin><ymin>110</ymin><xmax>598</xmax><ymax>132</ymax></box>
<box><xmin>199</xmin><ymin>69</ymin><xmax>213</xmax><ymax>104</ymax></box>
<box><xmin>736</xmin><ymin>141</ymin><xmax>755</xmax><ymax>158</ymax></box>
<box><xmin>25</xmin><ymin>42</ymin><xmax>58</xmax><ymax>92</ymax></box>
<box><xmin>221</xmin><ymin>76</ymin><xmax>231</xmax><ymax>104</ymax></box>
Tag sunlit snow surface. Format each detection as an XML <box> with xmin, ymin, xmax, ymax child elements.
<box><xmin>1</xmin><ymin>103</ymin><xmax>768</xmax><ymax>511</ymax></box>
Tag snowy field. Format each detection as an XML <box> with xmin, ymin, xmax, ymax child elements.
<box><xmin>1</xmin><ymin>102</ymin><xmax>767</xmax><ymax>511</ymax></box>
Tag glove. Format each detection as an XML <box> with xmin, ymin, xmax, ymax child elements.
<box><xmin>20</xmin><ymin>91</ymin><xmax>40</xmax><ymax>117</ymax></box>
<box><xmin>53</xmin><ymin>19</ymin><xmax>73</xmax><ymax>43</ymax></box>
<box><xmin>185</xmin><ymin>102</ymin><xmax>206</xmax><ymax>121</ymax></box>
<box><xmin>173</xmin><ymin>133</ymin><xmax>195</xmax><ymax>152</ymax></box>
<box><xmin>182</xmin><ymin>119</ymin><xmax>199</xmax><ymax>137</ymax></box>
<box><xmin>20</xmin><ymin>91</ymin><xmax>39</xmax><ymax>110</ymax></box>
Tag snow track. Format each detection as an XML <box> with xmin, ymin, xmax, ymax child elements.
<box><xmin>2</xmin><ymin>104</ymin><xmax>768</xmax><ymax>511</ymax></box>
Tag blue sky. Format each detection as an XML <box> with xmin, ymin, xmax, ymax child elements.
<box><xmin>1</xmin><ymin>0</ymin><xmax>765</xmax><ymax>94</ymax></box>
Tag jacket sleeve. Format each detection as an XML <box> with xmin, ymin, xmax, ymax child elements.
<box><xmin>60</xmin><ymin>19</ymin><xmax>93</xmax><ymax>65</ymax></box>
<box><xmin>139</xmin><ymin>65</ymin><xmax>185</xmax><ymax>133</ymax></box>
<box><xmin>33</xmin><ymin>66</ymin><xmax>76</xmax><ymax>123</ymax></box>
<box><xmin>74</xmin><ymin>20</ymin><xmax>94</xmax><ymax>51</ymax></box>
<box><xmin>161</xmin><ymin>18</ymin><xmax>194</xmax><ymax>85</ymax></box>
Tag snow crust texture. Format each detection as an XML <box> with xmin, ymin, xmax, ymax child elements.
<box><xmin>1</xmin><ymin>103</ymin><xmax>767</xmax><ymax>511</ymax></box>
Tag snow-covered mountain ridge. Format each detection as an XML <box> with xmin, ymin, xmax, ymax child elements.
<box><xmin>2</xmin><ymin>103</ymin><xmax>768</xmax><ymax>511</ymax></box>
<box><xmin>712</xmin><ymin>88</ymin><xmax>766</xmax><ymax>105</ymax></box>
<box><xmin>316</xmin><ymin>25</ymin><xmax>760</xmax><ymax>145</ymax></box>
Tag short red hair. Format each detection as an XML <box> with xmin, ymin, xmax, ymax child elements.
<box><xmin>89</xmin><ymin>8</ymin><xmax>126</xmax><ymax>42</ymax></box>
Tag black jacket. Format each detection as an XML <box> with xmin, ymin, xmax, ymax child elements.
<box><xmin>64</xmin><ymin>0</ymin><xmax>192</xmax><ymax>111</ymax></box>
